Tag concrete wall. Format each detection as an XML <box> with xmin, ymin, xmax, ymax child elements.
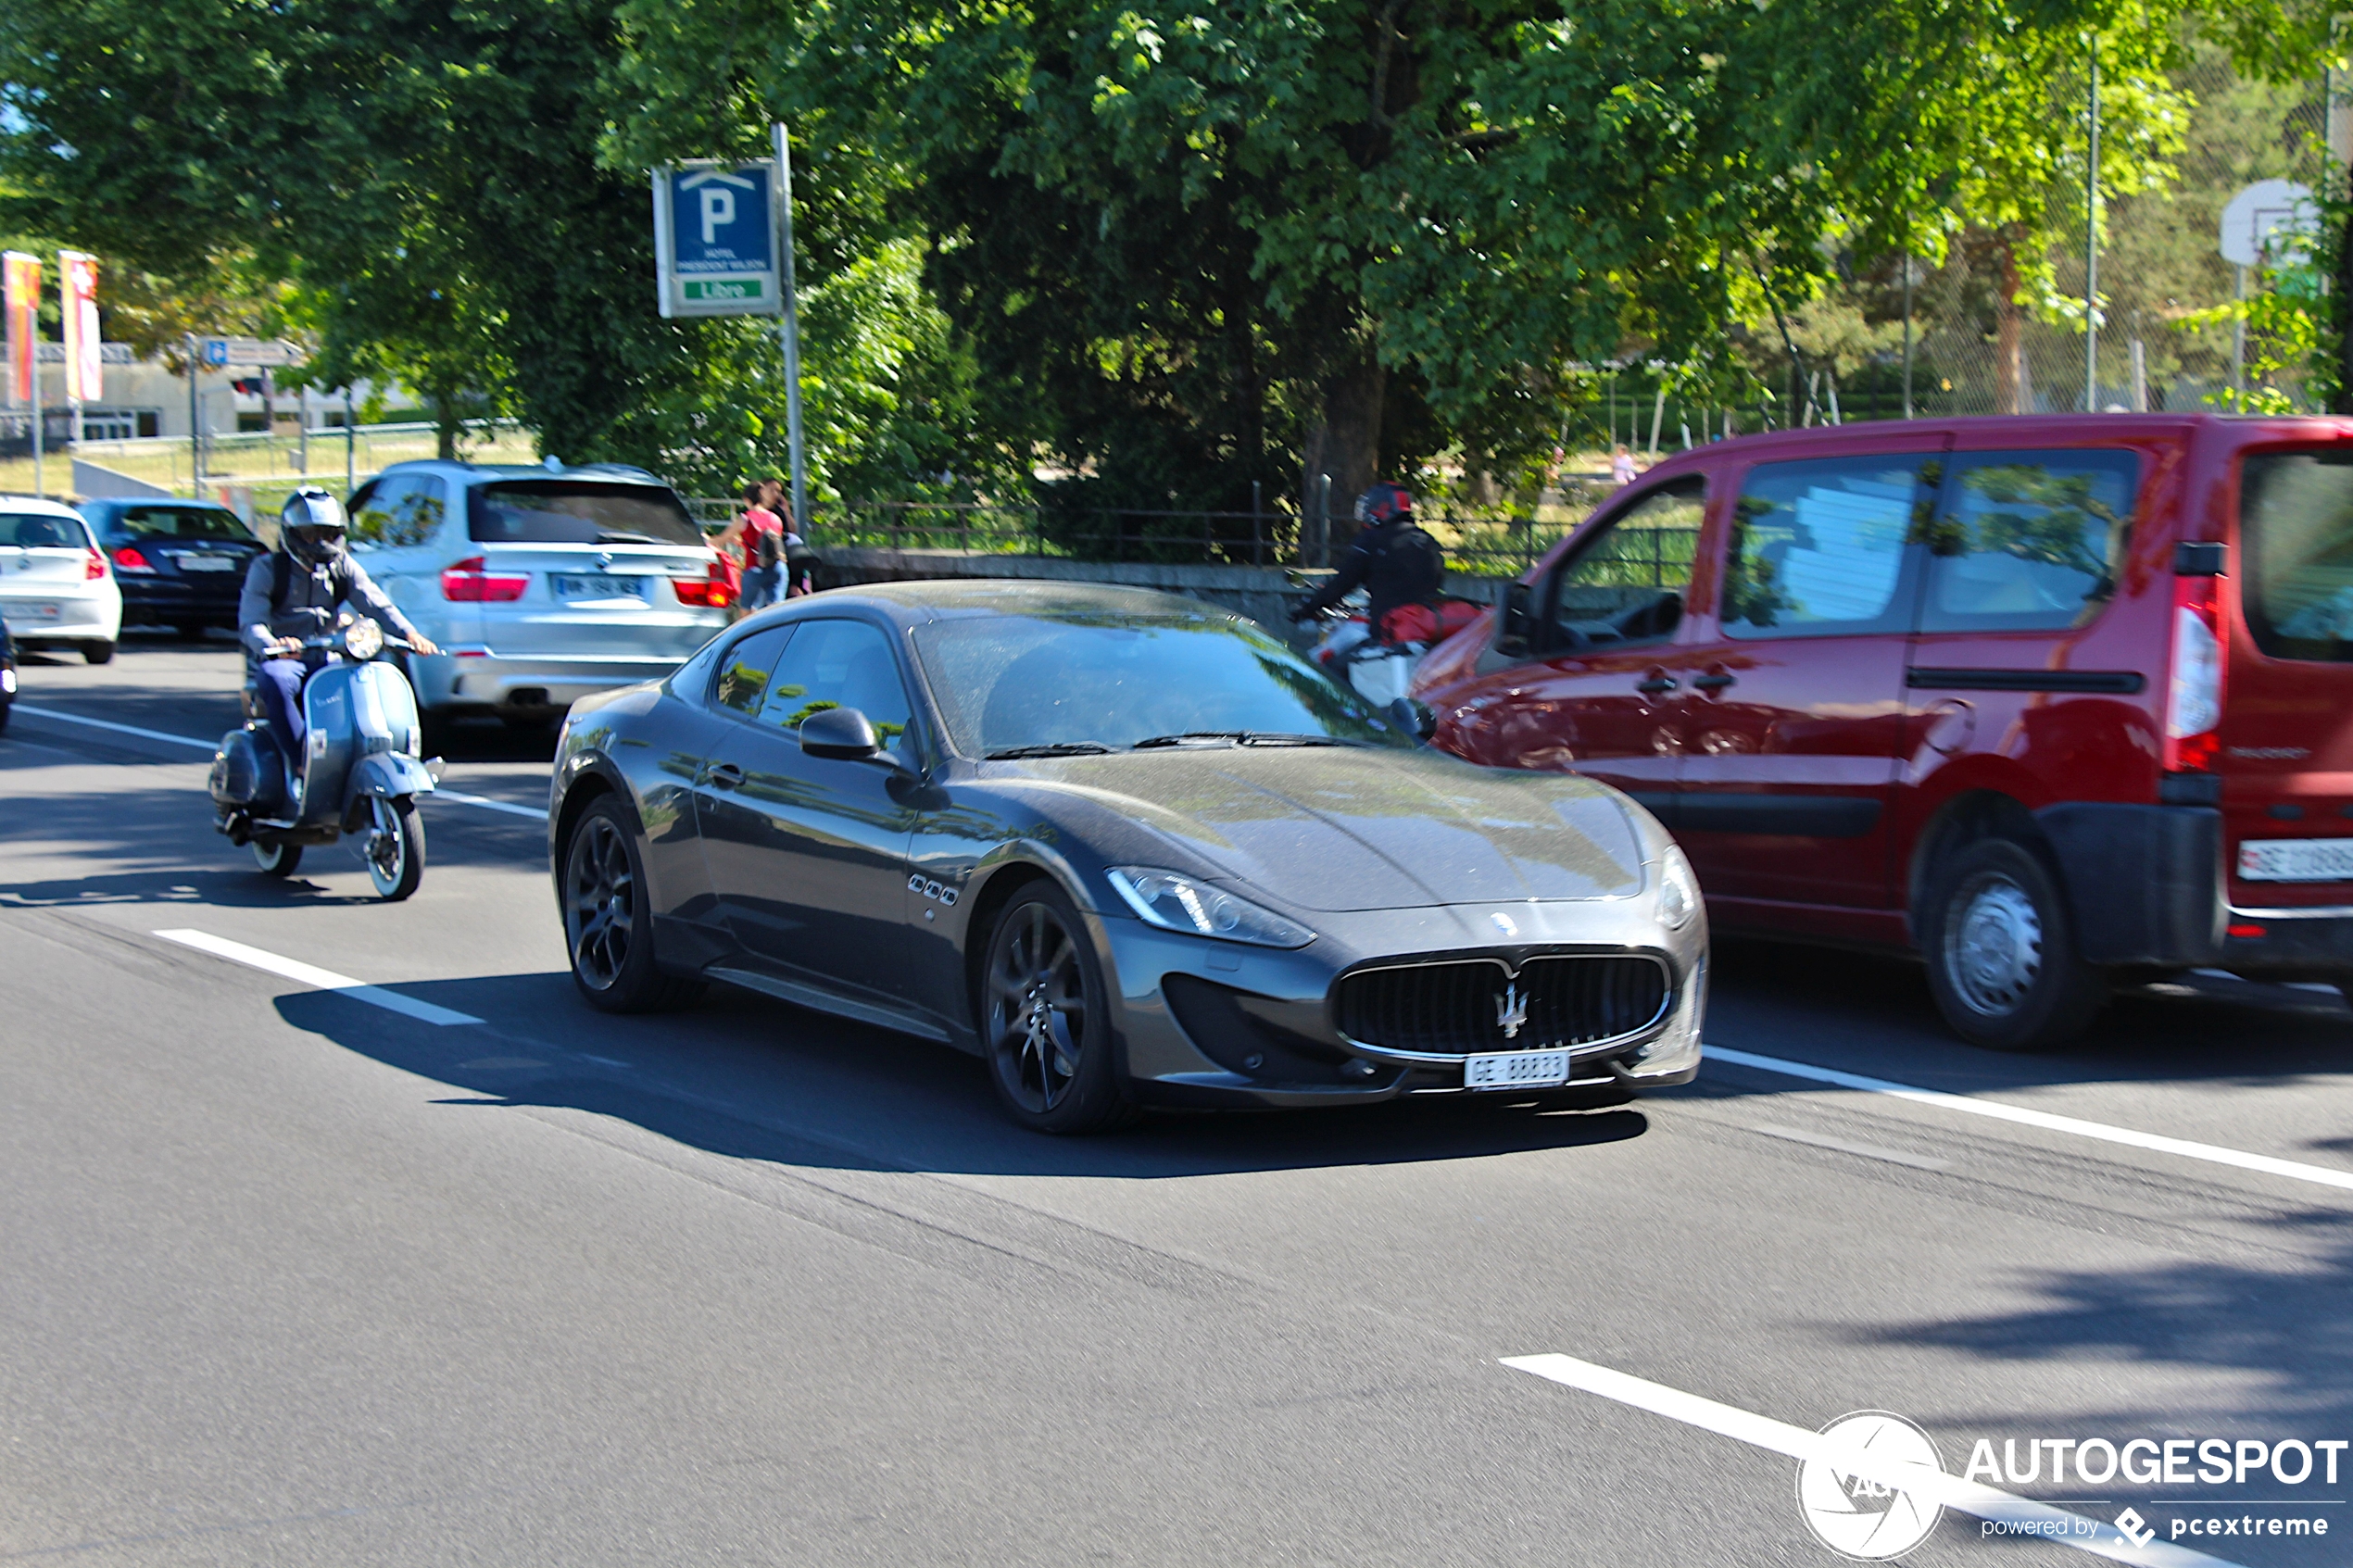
<box><xmin>820</xmin><ymin>546</ymin><xmax>1512</xmax><ymax>635</ymax></box>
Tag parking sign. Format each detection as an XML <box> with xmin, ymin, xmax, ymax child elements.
<box><xmin>652</xmin><ymin>162</ymin><xmax>781</xmax><ymax>318</ymax></box>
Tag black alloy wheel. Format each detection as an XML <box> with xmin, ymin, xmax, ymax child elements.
<box><xmin>561</xmin><ymin>797</ymin><xmax>699</xmax><ymax>1013</ymax></box>
<box><xmin>1920</xmin><ymin>836</ymin><xmax>2108</xmax><ymax>1051</ymax></box>
<box><xmin>981</xmin><ymin>884</ymin><xmax>1131</xmax><ymax>1134</ymax></box>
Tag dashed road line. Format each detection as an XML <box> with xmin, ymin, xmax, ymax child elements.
<box><xmin>1706</xmin><ymin>1044</ymin><xmax>2353</xmax><ymax>1196</ymax></box>
<box><xmin>14</xmin><ymin>703</ymin><xmax>545</xmax><ymax>821</ymax></box>
<box><xmin>154</xmin><ymin>928</ymin><xmax>484</xmax><ymax>1026</ymax></box>
<box><xmin>1502</xmin><ymin>1353</ymin><xmax>2243</xmax><ymax>1567</ymax></box>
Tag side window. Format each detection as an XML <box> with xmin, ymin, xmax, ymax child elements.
<box><xmin>757</xmin><ymin>620</ymin><xmax>913</xmax><ymax>748</ymax></box>
<box><xmin>347</xmin><ymin>476</ymin><xmax>446</xmax><ymax>551</ymax></box>
<box><xmin>1721</xmin><ymin>455</ymin><xmax>1936</xmax><ymax>638</ymax></box>
<box><xmin>1918</xmin><ymin>451</ymin><xmax>2137</xmax><ymax>633</ymax></box>
<box><xmin>711</xmin><ymin>625</ymin><xmax>796</xmax><ymax>716</ymax></box>
<box><xmin>1541</xmin><ymin>479</ymin><xmax>1705</xmax><ymax>653</ymax></box>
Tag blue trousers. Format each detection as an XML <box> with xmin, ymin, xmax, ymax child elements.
<box><xmin>739</xmin><ymin>563</ymin><xmax>782</xmax><ymax>610</ymax></box>
<box><xmin>255</xmin><ymin>658</ymin><xmax>309</xmax><ymax>769</ymax></box>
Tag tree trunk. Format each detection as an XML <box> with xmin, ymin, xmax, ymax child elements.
<box><xmin>1301</xmin><ymin>348</ymin><xmax>1387</xmax><ymax>538</ymax></box>
<box><xmin>1994</xmin><ymin>239</ymin><xmax>2027</xmax><ymax>416</ymax></box>
<box><xmin>2334</xmin><ymin>206</ymin><xmax>2353</xmax><ymax>414</ymax></box>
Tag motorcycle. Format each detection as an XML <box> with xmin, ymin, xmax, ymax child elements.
<box><xmin>1297</xmin><ymin>589</ymin><xmax>1487</xmax><ymax>708</ymax></box>
<box><xmin>208</xmin><ymin>617</ymin><xmax>444</xmax><ymax>900</ymax></box>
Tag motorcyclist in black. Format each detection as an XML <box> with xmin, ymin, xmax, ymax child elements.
<box><xmin>237</xmin><ymin>488</ymin><xmax>438</xmax><ymax>773</ymax></box>
<box><xmin>1291</xmin><ymin>482</ymin><xmax>1444</xmax><ymax>641</ymax></box>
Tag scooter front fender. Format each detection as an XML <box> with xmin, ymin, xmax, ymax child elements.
<box><xmin>343</xmin><ymin>752</ymin><xmax>437</xmax><ymax>827</ymax></box>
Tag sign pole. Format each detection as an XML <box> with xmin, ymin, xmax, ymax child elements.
<box><xmin>2083</xmin><ymin>43</ymin><xmax>2100</xmax><ymax>412</ymax></box>
<box><xmin>186</xmin><ymin>335</ymin><xmax>202</xmax><ymax>492</ymax></box>
<box><xmin>774</xmin><ymin>121</ymin><xmax>809</xmax><ymax>531</ymax></box>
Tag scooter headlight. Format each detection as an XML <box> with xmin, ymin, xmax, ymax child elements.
<box><xmin>343</xmin><ymin>619</ymin><xmax>384</xmax><ymax>661</ymax></box>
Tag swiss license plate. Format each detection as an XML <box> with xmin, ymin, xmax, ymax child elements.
<box><xmin>1</xmin><ymin>600</ymin><xmax>62</xmax><ymax>624</ymax></box>
<box><xmin>176</xmin><ymin>554</ymin><xmax>236</xmax><ymax>572</ymax></box>
<box><xmin>553</xmin><ymin>573</ymin><xmax>645</xmax><ymax>602</ymax></box>
<box><xmin>2238</xmin><ymin>837</ymin><xmax>2353</xmax><ymax>883</ymax></box>
<box><xmin>1466</xmin><ymin>1048</ymin><xmax>1572</xmax><ymax>1091</ymax></box>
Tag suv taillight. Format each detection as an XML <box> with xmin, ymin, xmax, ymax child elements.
<box><xmin>441</xmin><ymin>556</ymin><xmax>529</xmax><ymax>602</ymax></box>
<box><xmin>673</xmin><ymin>561</ymin><xmax>734</xmax><ymax>608</ymax></box>
<box><xmin>2164</xmin><ymin>546</ymin><xmax>2227</xmax><ymax>772</ymax></box>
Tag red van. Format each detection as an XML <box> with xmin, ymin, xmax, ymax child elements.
<box><xmin>1414</xmin><ymin>414</ymin><xmax>2353</xmax><ymax>1049</ymax></box>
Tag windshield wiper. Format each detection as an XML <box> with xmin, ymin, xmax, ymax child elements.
<box><xmin>984</xmin><ymin>742</ymin><xmax>1113</xmax><ymax>759</ymax></box>
<box><xmin>1129</xmin><ymin>732</ymin><xmax>1247</xmax><ymax>749</ymax></box>
<box><xmin>1237</xmin><ymin>733</ymin><xmax>1363</xmax><ymax>746</ymax></box>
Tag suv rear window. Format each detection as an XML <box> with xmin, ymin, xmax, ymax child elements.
<box><xmin>0</xmin><ymin>512</ymin><xmax>91</xmax><ymax>549</ymax></box>
<box><xmin>107</xmin><ymin>505</ymin><xmax>254</xmax><ymax>542</ymax></box>
<box><xmin>2242</xmin><ymin>450</ymin><xmax>2353</xmax><ymax>662</ymax></box>
<box><xmin>470</xmin><ymin>481</ymin><xmax>702</xmax><ymax>547</ymax></box>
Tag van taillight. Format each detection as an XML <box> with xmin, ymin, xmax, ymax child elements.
<box><xmin>2163</xmin><ymin>571</ymin><xmax>2225</xmax><ymax>771</ymax></box>
<box><xmin>441</xmin><ymin>556</ymin><xmax>529</xmax><ymax>602</ymax></box>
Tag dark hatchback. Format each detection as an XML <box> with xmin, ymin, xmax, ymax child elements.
<box><xmin>78</xmin><ymin>499</ymin><xmax>268</xmax><ymax>638</ymax></box>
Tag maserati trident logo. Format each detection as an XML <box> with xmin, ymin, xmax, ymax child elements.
<box><xmin>1495</xmin><ymin>982</ymin><xmax>1529</xmax><ymax>1040</ymax></box>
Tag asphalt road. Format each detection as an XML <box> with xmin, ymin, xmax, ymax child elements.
<box><xmin>6</xmin><ymin>639</ymin><xmax>2353</xmax><ymax>1567</ymax></box>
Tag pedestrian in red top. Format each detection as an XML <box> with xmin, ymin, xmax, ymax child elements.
<box><xmin>723</xmin><ymin>481</ymin><xmax>784</xmax><ymax>614</ymax></box>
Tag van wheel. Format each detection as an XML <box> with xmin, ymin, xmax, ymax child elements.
<box><xmin>1921</xmin><ymin>838</ymin><xmax>2107</xmax><ymax>1050</ymax></box>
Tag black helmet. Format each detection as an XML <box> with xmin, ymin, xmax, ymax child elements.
<box><xmin>1354</xmin><ymin>482</ymin><xmax>1413</xmax><ymax>527</ymax></box>
<box><xmin>281</xmin><ymin>486</ymin><xmax>349</xmax><ymax>568</ymax></box>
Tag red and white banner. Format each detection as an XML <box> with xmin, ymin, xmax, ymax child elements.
<box><xmin>59</xmin><ymin>252</ymin><xmax>100</xmax><ymax>405</ymax></box>
<box><xmin>2</xmin><ymin>252</ymin><xmax>37</xmax><ymax>407</ymax></box>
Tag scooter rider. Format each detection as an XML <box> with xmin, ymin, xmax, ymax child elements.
<box><xmin>1290</xmin><ymin>482</ymin><xmax>1444</xmax><ymax>641</ymax></box>
<box><xmin>238</xmin><ymin>488</ymin><xmax>439</xmax><ymax>773</ymax></box>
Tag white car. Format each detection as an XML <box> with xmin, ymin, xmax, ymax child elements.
<box><xmin>346</xmin><ymin>461</ymin><xmax>731</xmax><ymax>727</ymax></box>
<box><xmin>0</xmin><ymin>497</ymin><xmax>123</xmax><ymax>664</ymax></box>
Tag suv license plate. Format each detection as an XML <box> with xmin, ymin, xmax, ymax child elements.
<box><xmin>553</xmin><ymin>573</ymin><xmax>645</xmax><ymax>603</ymax></box>
<box><xmin>2238</xmin><ymin>838</ymin><xmax>2353</xmax><ymax>883</ymax></box>
<box><xmin>1466</xmin><ymin>1048</ymin><xmax>1571</xmax><ymax>1091</ymax></box>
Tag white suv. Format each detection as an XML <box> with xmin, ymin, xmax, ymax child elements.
<box><xmin>346</xmin><ymin>461</ymin><xmax>730</xmax><ymax>725</ymax></box>
<box><xmin>0</xmin><ymin>496</ymin><xmax>123</xmax><ymax>664</ymax></box>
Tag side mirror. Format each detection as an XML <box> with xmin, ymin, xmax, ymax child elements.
<box><xmin>799</xmin><ymin>706</ymin><xmax>881</xmax><ymax>760</ymax></box>
<box><xmin>1497</xmin><ymin>581</ymin><xmax>1537</xmax><ymax>659</ymax></box>
<box><xmin>1387</xmin><ymin>696</ymin><xmax>1438</xmax><ymax>746</ymax></box>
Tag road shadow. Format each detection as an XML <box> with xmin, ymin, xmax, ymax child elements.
<box><xmin>274</xmin><ymin>971</ymin><xmax>1651</xmax><ymax>1180</ymax></box>
<box><xmin>1680</xmin><ymin>934</ymin><xmax>2353</xmax><ymax>1108</ymax></box>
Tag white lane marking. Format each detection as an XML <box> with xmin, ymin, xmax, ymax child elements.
<box><xmin>1750</xmin><ymin>1122</ymin><xmax>1951</xmax><ymax>1173</ymax></box>
<box><xmin>154</xmin><ymin>928</ymin><xmax>483</xmax><ymax>1026</ymax></box>
<box><xmin>1502</xmin><ymin>1354</ymin><xmax>2244</xmax><ymax>1568</ymax></box>
<box><xmin>1706</xmin><ymin>1045</ymin><xmax>2353</xmax><ymax>1195</ymax></box>
<box><xmin>15</xmin><ymin>704</ymin><xmax>544</xmax><ymax>822</ymax></box>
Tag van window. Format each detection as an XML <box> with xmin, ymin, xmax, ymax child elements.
<box><xmin>1541</xmin><ymin>479</ymin><xmax>1704</xmax><ymax>652</ymax></box>
<box><xmin>471</xmin><ymin>482</ymin><xmax>702</xmax><ymax>547</ymax></box>
<box><xmin>2242</xmin><ymin>450</ymin><xmax>2353</xmax><ymax>662</ymax></box>
<box><xmin>1721</xmin><ymin>456</ymin><xmax>1934</xmax><ymax>638</ymax></box>
<box><xmin>1918</xmin><ymin>451</ymin><xmax>2135</xmax><ymax>632</ymax></box>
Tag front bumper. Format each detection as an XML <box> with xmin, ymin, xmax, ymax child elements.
<box><xmin>1099</xmin><ymin>898</ymin><xmax>1706</xmax><ymax>1110</ymax></box>
<box><xmin>410</xmin><ymin>650</ymin><xmax>694</xmax><ymax>714</ymax></box>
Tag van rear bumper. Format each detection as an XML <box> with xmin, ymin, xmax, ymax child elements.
<box><xmin>2221</xmin><ymin>904</ymin><xmax>2353</xmax><ymax>976</ymax></box>
<box><xmin>2036</xmin><ymin>803</ymin><xmax>2225</xmax><ymax>966</ymax></box>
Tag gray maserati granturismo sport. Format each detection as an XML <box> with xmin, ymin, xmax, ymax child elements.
<box><xmin>547</xmin><ymin>582</ymin><xmax>1705</xmax><ymax>1133</ymax></box>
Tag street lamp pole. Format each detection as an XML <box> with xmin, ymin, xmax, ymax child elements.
<box><xmin>2085</xmin><ymin>42</ymin><xmax>2102</xmax><ymax>411</ymax></box>
<box><xmin>773</xmin><ymin>122</ymin><xmax>809</xmax><ymax>532</ymax></box>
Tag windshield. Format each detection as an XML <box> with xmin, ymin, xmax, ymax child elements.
<box><xmin>2242</xmin><ymin>450</ymin><xmax>2353</xmax><ymax>662</ymax></box>
<box><xmin>912</xmin><ymin>610</ymin><xmax>1400</xmax><ymax>757</ymax></box>
<box><xmin>470</xmin><ymin>482</ymin><xmax>702</xmax><ymax>547</ymax></box>
<box><xmin>106</xmin><ymin>505</ymin><xmax>255</xmax><ymax>543</ymax></box>
<box><xmin>0</xmin><ymin>512</ymin><xmax>92</xmax><ymax>549</ymax></box>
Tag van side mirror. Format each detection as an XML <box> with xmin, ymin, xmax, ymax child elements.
<box><xmin>799</xmin><ymin>706</ymin><xmax>880</xmax><ymax>760</ymax></box>
<box><xmin>1497</xmin><ymin>581</ymin><xmax>1537</xmax><ymax>659</ymax></box>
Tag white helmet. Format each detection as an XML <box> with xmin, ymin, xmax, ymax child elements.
<box><xmin>281</xmin><ymin>486</ymin><xmax>349</xmax><ymax>567</ymax></box>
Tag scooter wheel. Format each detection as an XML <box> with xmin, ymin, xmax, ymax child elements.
<box><xmin>252</xmin><ymin>839</ymin><xmax>303</xmax><ymax>878</ymax></box>
<box><xmin>362</xmin><ymin>795</ymin><xmax>426</xmax><ymax>901</ymax></box>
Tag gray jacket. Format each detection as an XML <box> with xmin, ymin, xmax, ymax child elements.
<box><xmin>238</xmin><ymin>550</ymin><xmax>420</xmax><ymax>659</ymax></box>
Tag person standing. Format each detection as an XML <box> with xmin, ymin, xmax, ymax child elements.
<box><xmin>1611</xmin><ymin>445</ymin><xmax>1638</xmax><ymax>487</ymax></box>
<box><xmin>724</xmin><ymin>480</ymin><xmax>784</xmax><ymax>615</ymax></box>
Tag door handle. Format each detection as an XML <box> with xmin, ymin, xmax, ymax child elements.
<box><xmin>1692</xmin><ymin>672</ymin><xmax>1737</xmax><ymax>692</ymax></box>
<box><xmin>708</xmin><ymin>761</ymin><xmax>745</xmax><ymax>789</ymax></box>
<box><xmin>1634</xmin><ymin>675</ymin><xmax>1679</xmax><ymax>695</ymax></box>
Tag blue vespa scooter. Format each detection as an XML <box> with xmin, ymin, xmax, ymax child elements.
<box><xmin>208</xmin><ymin>617</ymin><xmax>444</xmax><ymax>899</ymax></box>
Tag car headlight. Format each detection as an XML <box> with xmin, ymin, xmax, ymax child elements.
<box><xmin>1106</xmin><ymin>867</ymin><xmax>1314</xmax><ymax>948</ymax></box>
<box><xmin>1655</xmin><ymin>842</ymin><xmax>1699</xmax><ymax>931</ymax></box>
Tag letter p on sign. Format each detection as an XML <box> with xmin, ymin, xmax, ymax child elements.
<box><xmin>699</xmin><ymin>187</ymin><xmax>736</xmax><ymax>244</ymax></box>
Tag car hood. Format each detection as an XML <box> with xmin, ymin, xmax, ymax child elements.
<box><xmin>1020</xmin><ymin>746</ymin><xmax>1648</xmax><ymax>911</ymax></box>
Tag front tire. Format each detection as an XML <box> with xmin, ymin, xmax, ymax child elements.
<box><xmin>1920</xmin><ymin>837</ymin><xmax>2107</xmax><ymax>1051</ymax></box>
<box><xmin>561</xmin><ymin>797</ymin><xmax>699</xmax><ymax>1012</ymax></box>
<box><xmin>980</xmin><ymin>884</ymin><xmax>1132</xmax><ymax>1134</ymax></box>
<box><xmin>82</xmin><ymin>640</ymin><xmax>115</xmax><ymax>665</ymax></box>
<box><xmin>361</xmin><ymin>795</ymin><xmax>426</xmax><ymax>901</ymax></box>
<box><xmin>252</xmin><ymin>839</ymin><xmax>303</xmax><ymax>878</ymax></box>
